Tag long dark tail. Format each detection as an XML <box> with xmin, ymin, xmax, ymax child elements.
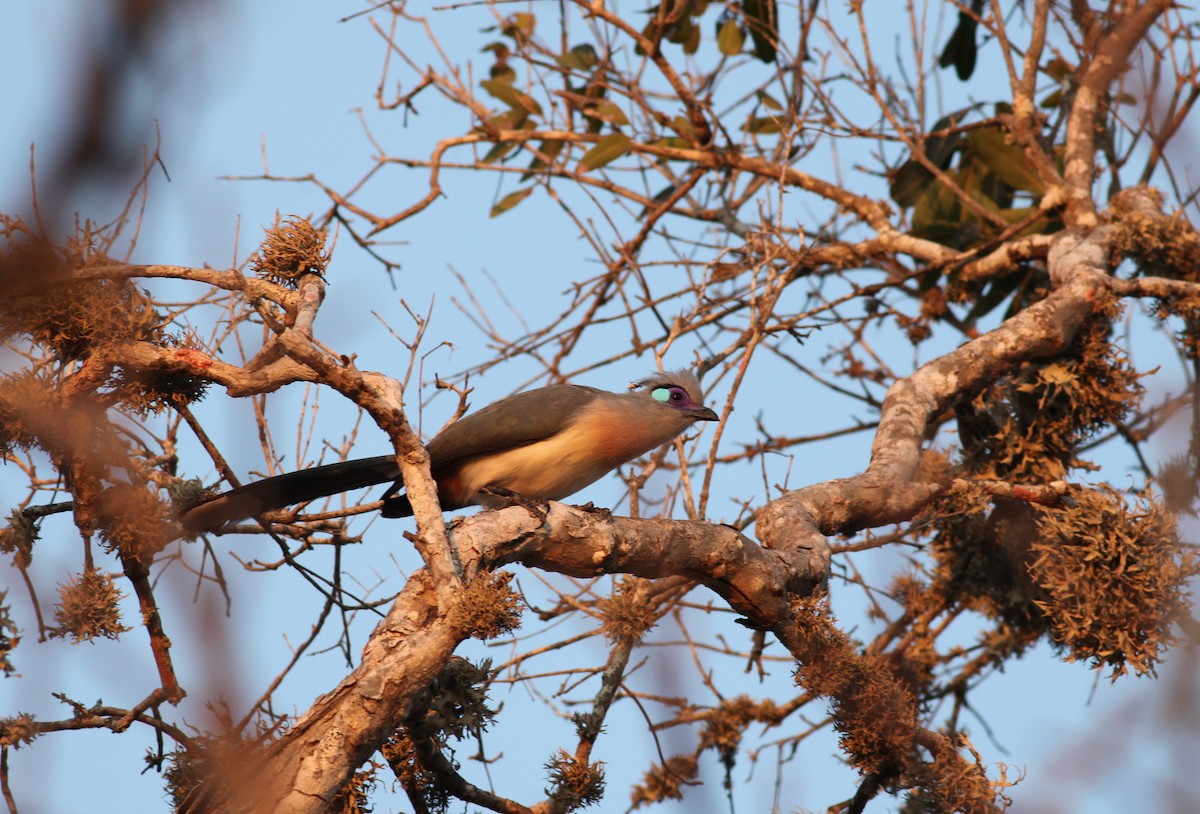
<box><xmin>181</xmin><ymin>455</ymin><xmax>400</xmax><ymax>533</ymax></box>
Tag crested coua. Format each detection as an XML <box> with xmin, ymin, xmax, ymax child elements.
<box><xmin>181</xmin><ymin>370</ymin><xmax>718</xmax><ymax>532</ymax></box>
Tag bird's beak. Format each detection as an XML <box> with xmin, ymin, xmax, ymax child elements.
<box><xmin>690</xmin><ymin>406</ymin><xmax>719</xmax><ymax>422</ymax></box>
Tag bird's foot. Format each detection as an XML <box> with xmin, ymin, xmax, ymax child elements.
<box><xmin>575</xmin><ymin>502</ymin><xmax>612</xmax><ymax>519</ymax></box>
<box><xmin>480</xmin><ymin>486</ymin><xmax>549</xmax><ymax>521</ymax></box>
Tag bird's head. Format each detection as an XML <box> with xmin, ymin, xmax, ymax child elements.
<box><xmin>631</xmin><ymin>370</ymin><xmax>719</xmax><ymax>424</ymax></box>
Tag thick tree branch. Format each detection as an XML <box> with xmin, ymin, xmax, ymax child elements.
<box><xmin>755</xmin><ymin>224</ymin><xmax>1112</xmax><ymax>546</ymax></box>
<box><xmin>225</xmin><ymin>571</ymin><xmax>465</xmax><ymax>813</ymax></box>
<box><xmin>1061</xmin><ymin>0</ymin><xmax>1172</xmax><ymax>225</ymax></box>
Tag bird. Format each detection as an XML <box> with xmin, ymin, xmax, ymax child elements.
<box><xmin>181</xmin><ymin>369</ymin><xmax>718</xmax><ymax>533</ymax></box>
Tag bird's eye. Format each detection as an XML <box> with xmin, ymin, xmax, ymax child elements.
<box><xmin>651</xmin><ymin>386</ymin><xmax>687</xmax><ymax>404</ymax></box>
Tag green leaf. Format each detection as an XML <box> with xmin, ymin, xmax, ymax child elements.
<box><xmin>756</xmin><ymin>90</ymin><xmax>783</xmax><ymax>111</ymax></box>
<box><xmin>665</xmin><ymin>18</ymin><xmax>687</xmax><ymax>44</ymax></box>
<box><xmin>480</xmin><ymin>80</ymin><xmax>543</xmax><ymax>117</ymax></box>
<box><xmin>742</xmin><ymin>116</ymin><xmax>781</xmax><ymax>135</ymax></box>
<box><xmin>937</xmin><ymin>8</ymin><xmax>979</xmax><ymax>80</ymax></box>
<box><xmin>666</xmin><ymin>18</ymin><xmax>700</xmax><ymax>54</ymax></box>
<box><xmin>482</xmin><ymin>140</ymin><xmax>519</xmax><ymax>165</ymax></box>
<box><xmin>635</xmin><ymin>20</ymin><xmax>657</xmax><ymax>57</ymax></box>
<box><xmin>649</xmin><ymin>136</ymin><xmax>692</xmax><ymax>151</ymax></box>
<box><xmin>967</xmin><ymin>127</ymin><xmax>1045</xmax><ymax>194</ymax></box>
<box><xmin>1045</xmin><ymin>57</ymin><xmax>1074</xmax><ymax>80</ymax></box>
<box><xmin>557</xmin><ymin>44</ymin><xmax>599</xmax><ymax>71</ymax></box>
<box><xmin>489</xmin><ymin>64</ymin><xmax>516</xmax><ymax>84</ymax></box>
<box><xmin>684</xmin><ymin>21</ymin><xmax>701</xmax><ymax>54</ymax></box>
<box><xmin>477</xmin><ymin>108</ymin><xmax>530</xmax><ymax>133</ymax></box>
<box><xmin>998</xmin><ymin>207</ymin><xmax>1059</xmax><ymax>238</ymax></box>
<box><xmin>890</xmin><ymin>160</ymin><xmax>933</xmax><ymax>208</ymax></box>
<box><xmin>639</xmin><ymin>184</ymin><xmax>677</xmax><ymax>218</ymax></box>
<box><xmin>925</xmin><ymin>109</ymin><xmax>971</xmax><ymax>166</ymax></box>
<box><xmin>744</xmin><ymin>0</ymin><xmax>778</xmax><ymax>63</ymax></box>
<box><xmin>521</xmin><ymin>140</ymin><xmax>565</xmax><ymax>181</ymax></box>
<box><xmin>1039</xmin><ymin>88</ymin><xmax>1064</xmax><ymax>109</ymax></box>
<box><xmin>995</xmin><ymin>206</ymin><xmax>1038</xmax><ymax>224</ymax></box>
<box><xmin>889</xmin><ymin>109</ymin><xmax>971</xmax><ymax>207</ymax></box>
<box><xmin>717</xmin><ymin>18</ymin><xmax>744</xmax><ymax>56</ymax></box>
<box><xmin>502</xmin><ymin>12</ymin><xmax>535</xmax><ymax>45</ymax></box>
<box><xmin>579</xmin><ymin>133</ymin><xmax>632</xmax><ymax>171</ymax></box>
<box><xmin>911</xmin><ymin>173</ymin><xmax>960</xmax><ymax>233</ymax></box>
<box><xmin>957</xmin><ymin>155</ymin><xmax>1012</xmax><ymax>212</ymax></box>
<box><xmin>965</xmin><ymin>275</ymin><xmax>1023</xmax><ymax>321</ymax></box>
<box><xmin>669</xmin><ymin>116</ymin><xmax>696</xmax><ymax>140</ymax></box>
<box><xmin>584</xmin><ymin>99</ymin><xmax>629</xmax><ymax>126</ymax></box>
<box><xmin>490</xmin><ymin>187</ymin><xmax>533</xmax><ymax>218</ymax></box>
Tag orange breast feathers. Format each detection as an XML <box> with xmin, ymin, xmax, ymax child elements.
<box><xmin>447</xmin><ymin>399</ymin><xmax>675</xmax><ymax>505</ymax></box>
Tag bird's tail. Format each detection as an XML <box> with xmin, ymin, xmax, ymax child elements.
<box><xmin>180</xmin><ymin>454</ymin><xmax>401</xmax><ymax>533</ymax></box>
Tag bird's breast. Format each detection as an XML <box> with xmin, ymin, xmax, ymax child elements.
<box><xmin>449</xmin><ymin>400</ymin><xmax>676</xmax><ymax>505</ymax></box>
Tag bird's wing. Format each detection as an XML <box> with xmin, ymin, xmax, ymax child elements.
<box><xmin>426</xmin><ymin>384</ymin><xmax>604</xmax><ymax>467</ymax></box>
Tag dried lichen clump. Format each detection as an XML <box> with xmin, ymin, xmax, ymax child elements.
<box><xmin>596</xmin><ymin>578</ymin><xmax>657</xmax><ymax>644</ymax></box>
<box><xmin>419</xmin><ymin>657</ymin><xmax>497</xmax><ymax>742</ymax></box>
<box><xmin>381</xmin><ymin>733</ymin><xmax>450</xmax><ymax>814</ymax></box>
<box><xmin>544</xmin><ymin>750</ymin><xmax>606</xmax><ymax>810</ymax></box>
<box><xmin>164</xmin><ymin>734</ymin><xmax>271</xmax><ymax>813</ymax></box>
<box><xmin>450</xmin><ymin>571</ymin><xmax>524</xmax><ymax>640</ymax></box>
<box><xmin>927</xmin><ymin>480</ymin><xmax>1196</xmax><ymax>681</ymax></box>
<box><xmin>1029</xmin><ymin>486</ymin><xmax>1196</xmax><ymax>678</ymax></box>
<box><xmin>250</xmin><ymin>215</ymin><xmax>330</xmax><ymax>288</ymax></box>
<box><xmin>629</xmin><ymin>697</ymin><xmax>787</xmax><ymax>809</ymax></box>
<box><xmin>629</xmin><ymin>755</ymin><xmax>699</xmax><ymax>809</ymax></box>
<box><xmin>927</xmin><ymin>308</ymin><xmax>1146</xmax><ymax>629</ymax></box>
<box><xmin>0</xmin><ymin>373</ymin><xmax>56</xmax><ymax>457</ymax></box>
<box><xmin>920</xmin><ymin>287</ymin><xmax>1193</xmax><ymax>681</ymax></box>
<box><xmin>0</xmin><ymin>242</ymin><xmax>163</xmax><ymax>362</ymax></box>
<box><xmin>1110</xmin><ymin>186</ymin><xmax>1200</xmax><ymax>358</ymax></box>
<box><xmin>0</xmin><ymin>234</ymin><xmax>207</xmax><ymax>416</ymax></box>
<box><xmin>0</xmin><ymin>508</ymin><xmax>37</xmax><ymax>572</ymax></box>
<box><xmin>926</xmin><ymin>484</ymin><xmax>1047</xmax><ymax>636</ymax></box>
<box><xmin>383</xmin><ymin>658</ymin><xmax>499</xmax><ymax>813</ymax></box>
<box><xmin>107</xmin><ymin>334</ymin><xmax>211</xmax><ymax>417</ymax></box>
<box><xmin>0</xmin><ymin>592</ymin><xmax>19</xmax><ymax>676</ymax></box>
<box><xmin>0</xmin><ymin>373</ymin><xmax>128</xmax><ymax>471</ymax></box>
<box><xmin>1109</xmin><ymin>186</ymin><xmax>1200</xmax><ymax>284</ymax></box>
<box><xmin>955</xmin><ymin>310</ymin><xmax>1143</xmax><ymax>484</ymax></box>
<box><xmin>788</xmin><ymin>597</ymin><xmax>1001</xmax><ymax>809</ymax></box>
<box><xmin>0</xmin><ymin>713</ymin><xmax>37</xmax><ymax>748</ymax></box>
<box><xmin>51</xmin><ymin>568</ymin><xmax>130</xmax><ymax>643</ymax></box>
<box><xmin>97</xmin><ymin>483</ymin><xmax>178</xmax><ymax>563</ymax></box>
<box><xmin>789</xmin><ymin>598</ymin><xmax>918</xmax><ymax>770</ymax></box>
<box><xmin>918</xmin><ymin>298</ymin><xmax>1193</xmax><ymax>680</ymax></box>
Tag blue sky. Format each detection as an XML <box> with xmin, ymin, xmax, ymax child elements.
<box><xmin>1</xmin><ymin>2</ymin><xmax>1197</xmax><ymax>812</ymax></box>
